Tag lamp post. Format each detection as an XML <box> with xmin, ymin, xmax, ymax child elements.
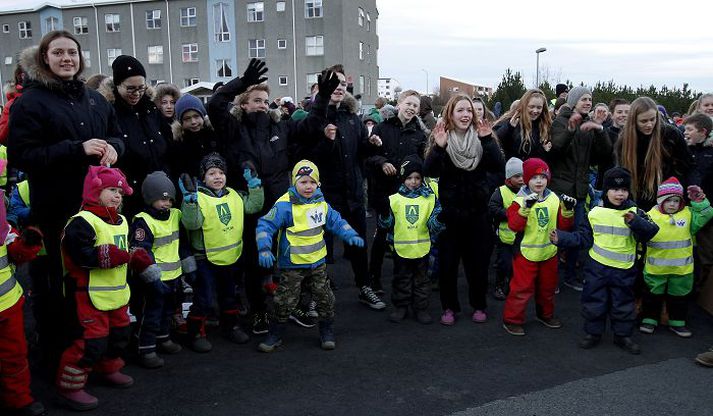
<box><xmin>535</xmin><ymin>47</ymin><xmax>547</xmax><ymax>88</ymax></box>
<box><xmin>421</xmin><ymin>68</ymin><xmax>429</xmax><ymax>95</ymax></box>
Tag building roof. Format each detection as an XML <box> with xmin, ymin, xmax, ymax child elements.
<box><xmin>0</xmin><ymin>0</ymin><xmax>154</xmax><ymax>14</ymax></box>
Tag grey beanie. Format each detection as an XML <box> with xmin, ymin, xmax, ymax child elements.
<box><xmin>142</xmin><ymin>171</ymin><xmax>176</xmax><ymax>205</ymax></box>
<box><xmin>505</xmin><ymin>157</ymin><xmax>523</xmax><ymax>179</ymax></box>
<box><xmin>566</xmin><ymin>86</ymin><xmax>592</xmax><ymax>109</ymax></box>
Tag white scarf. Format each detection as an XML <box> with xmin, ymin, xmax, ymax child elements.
<box><xmin>446</xmin><ymin>126</ymin><xmax>483</xmax><ymax>171</ymax></box>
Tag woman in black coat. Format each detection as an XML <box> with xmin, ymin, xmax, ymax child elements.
<box><xmin>494</xmin><ymin>89</ymin><xmax>553</xmax><ymax>162</ymax></box>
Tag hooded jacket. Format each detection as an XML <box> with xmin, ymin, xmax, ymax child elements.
<box><xmin>168</xmin><ymin>118</ymin><xmax>221</xmax><ymax>181</ymax></box>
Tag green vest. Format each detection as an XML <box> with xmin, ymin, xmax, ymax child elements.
<box><xmin>0</xmin><ymin>243</ymin><xmax>23</xmax><ymax>313</ymax></box>
<box><xmin>517</xmin><ymin>192</ymin><xmax>559</xmax><ymax>262</ymax></box>
<box><xmin>134</xmin><ymin>209</ymin><xmax>182</xmax><ymax>281</ymax></box>
<box><xmin>278</xmin><ymin>193</ymin><xmax>328</xmax><ymax>264</ymax></box>
<box><xmin>198</xmin><ymin>188</ymin><xmax>244</xmax><ymax>266</ymax></box>
<box><xmin>0</xmin><ymin>145</ymin><xmax>7</xmax><ymax>186</ymax></box>
<box><xmin>17</xmin><ymin>180</ymin><xmax>30</xmax><ymax>207</ymax></box>
<box><xmin>498</xmin><ymin>185</ymin><xmax>517</xmax><ymax>245</ymax></box>
<box><xmin>71</xmin><ymin>211</ymin><xmax>130</xmax><ymax>311</ymax></box>
<box><xmin>588</xmin><ymin>206</ymin><xmax>637</xmax><ymax>269</ymax></box>
<box><xmin>645</xmin><ymin>207</ymin><xmax>694</xmax><ymax>275</ymax></box>
<box><xmin>390</xmin><ymin>192</ymin><xmax>435</xmax><ymax>259</ymax></box>
<box><xmin>425</xmin><ymin>177</ymin><xmax>439</xmax><ymax>199</ymax></box>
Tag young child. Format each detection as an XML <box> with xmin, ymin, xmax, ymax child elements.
<box><xmin>256</xmin><ymin>160</ymin><xmax>364</xmax><ymax>352</ymax></box>
<box><xmin>378</xmin><ymin>155</ymin><xmax>444</xmax><ymax>324</ymax></box>
<box><xmin>130</xmin><ymin>171</ymin><xmax>195</xmax><ymax>368</ymax></box>
<box><xmin>179</xmin><ymin>153</ymin><xmax>263</xmax><ymax>353</ymax></box>
<box><xmin>169</xmin><ymin>94</ymin><xmax>221</xmax><ymax>181</ymax></box>
<box><xmin>488</xmin><ymin>157</ymin><xmax>524</xmax><ymax>300</ymax></box>
<box><xmin>502</xmin><ymin>158</ymin><xmax>575</xmax><ymax>336</ymax></box>
<box><xmin>552</xmin><ymin>167</ymin><xmax>659</xmax><ymax>354</ymax></box>
<box><xmin>640</xmin><ymin>177</ymin><xmax>713</xmax><ymax>338</ymax></box>
<box><xmin>57</xmin><ymin>166</ymin><xmax>159</xmax><ymax>411</ymax></box>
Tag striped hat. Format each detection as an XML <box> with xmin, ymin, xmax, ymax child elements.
<box><xmin>656</xmin><ymin>177</ymin><xmax>684</xmax><ymax>206</ymax></box>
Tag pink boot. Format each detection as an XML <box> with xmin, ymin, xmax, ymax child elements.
<box><xmin>101</xmin><ymin>371</ymin><xmax>134</xmax><ymax>388</ymax></box>
<box><xmin>57</xmin><ymin>389</ymin><xmax>99</xmax><ymax>411</ymax></box>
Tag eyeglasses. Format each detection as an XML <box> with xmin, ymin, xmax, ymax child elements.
<box><xmin>122</xmin><ymin>84</ymin><xmax>147</xmax><ymax>95</ymax></box>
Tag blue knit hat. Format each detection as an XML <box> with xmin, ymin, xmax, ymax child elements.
<box><xmin>175</xmin><ymin>94</ymin><xmax>206</xmax><ymax>120</ymax></box>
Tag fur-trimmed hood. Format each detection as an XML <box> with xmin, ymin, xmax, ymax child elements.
<box><xmin>97</xmin><ymin>77</ymin><xmax>156</xmax><ymax>104</ymax></box>
<box><xmin>229</xmin><ymin>103</ymin><xmax>283</xmax><ymax>123</ymax></box>
<box><xmin>170</xmin><ymin>117</ymin><xmax>213</xmax><ymax>141</ymax></box>
<box><xmin>19</xmin><ymin>45</ymin><xmax>70</xmax><ymax>91</ymax></box>
<box><xmin>153</xmin><ymin>83</ymin><xmax>181</xmax><ymax>106</ymax></box>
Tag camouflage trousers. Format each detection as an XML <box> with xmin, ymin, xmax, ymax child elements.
<box><xmin>274</xmin><ymin>263</ymin><xmax>335</xmax><ymax>323</ymax></box>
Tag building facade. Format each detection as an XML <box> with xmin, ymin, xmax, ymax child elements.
<box><xmin>377</xmin><ymin>77</ymin><xmax>399</xmax><ymax>100</ymax></box>
<box><xmin>0</xmin><ymin>0</ymin><xmax>379</xmax><ymax>104</ymax></box>
<box><xmin>439</xmin><ymin>76</ymin><xmax>493</xmax><ymax>99</ymax></box>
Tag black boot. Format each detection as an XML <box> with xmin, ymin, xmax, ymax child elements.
<box><xmin>220</xmin><ymin>312</ymin><xmax>250</xmax><ymax>344</ymax></box>
<box><xmin>613</xmin><ymin>336</ymin><xmax>641</xmax><ymax>355</ymax></box>
<box><xmin>578</xmin><ymin>334</ymin><xmax>601</xmax><ymax>349</ymax></box>
<box><xmin>318</xmin><ymin>320</ymin><xmax>336</xmax><ymax>350</ymax></box>
<box><xmin>186</xmin><ymin>317</ymin><xmax>212</xmax><ymax>353</ymax></box>
<box><xmin>258</xmin><ymin>321</ymin><xmax>286</xmax><ymax>353</ymax></box>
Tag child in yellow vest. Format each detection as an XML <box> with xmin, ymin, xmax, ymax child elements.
<box><xmin>378</xmin><ymin>155</ymin><xmax>445</xmax><ymax>324</ymax></box>
<box><xmin>179</xmin><ymin>153</ymin><xmax>264</xmax><ymax>353</ymax></box>
<box><xmin>256</xmin><ymin>160</ymin><xmax>364</xmax><ymax>352</ymax></box>
<box><xmin>640</xmin><ymin>177</ymin><xmax>713</xmax><ymax>338</ymax></box>
<box><xmin>488</xmin><ymin>157</ymin><xmax>524</xmax><ymax>300</ymax></box>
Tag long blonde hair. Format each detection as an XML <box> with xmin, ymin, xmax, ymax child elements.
<box><xmin>517</xmin><ymin>89</ymin><xmax>552</xmax><ymax>154</ymax></box>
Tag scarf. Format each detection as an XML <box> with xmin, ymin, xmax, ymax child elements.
<box><xmin>446</xmin><ymin>126</ymin><xmax>483</xmax><ymax>171</ymax></box>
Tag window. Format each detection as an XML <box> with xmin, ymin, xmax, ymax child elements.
<box><xmin>182</xmin><ymin>43</ymin><xmax>198</xmax><ymax>62</ymax></box>
<box><xmin>216</xmin><ymin>59</ymin><xmax>232</xmax><ymax>77</ymax></box>
<box><xmin>358</xmin><ymin>7</ymin><xmax>364</xmax><ymax>26</ymax></box>
<box><xmin>180</xmin><ymin>7</ymin><xmax>197</xmax><ymax>27</ymax></box>
<box><xmin>248</xmin><ymin>39</ymin><xmax>265</xmax><ymax>58</ymax></box>
<box><xmin>278</xmin><ymin>75</ymin><xmax>288</xmax><ymax>86</ymax></box>
<box><xmin>359</xmin><ymin>42</ymin><xmax>363</xmax><ymax>60</ymax></box>
<box><xmin>276</xmin><ymin>1</ymin><xmax>285</xmax><ymax>12</ymax></box>
<box><xmin>305</xmin><ymin>0</ymin><xmax>322</xmax><ymax>18</ymax></box>
<box><xmin>214</xmin><ymin>3</ymin><xmax>230</xmax><ymax>42</ymax></box>
<box><xmin>2</xmin><ymin>24</ymin><xmax>9</xmax><ymax>33</ymax></box>
<box><xmin>148</xmin><ymin>45</ymin><xmax>163</xmax><ymax>64</ymax></box>
<box><xmin>306</xmin><ymin>73</ymin><xmax>319</xmax><ymax>92</ymax></box>
<box><xmin>106</xmin><ymin>48</ymin><xmax>122</xmax><ymax>66</ymax></box>
<box><xmin>366</xmin><ymin>13</ymin><xmax>371</xmax><ymax>31</ymax></box>
<box><xmin>146</xmin><ymin>10</ymin><xmax>161</xmax><ymax>29</ymax></box>
<box><xmin>150</xmin><ymin>79</ymin><xmax>166</xmax><ymax>86</ymax></box>
<box><xmin>4</xmin><ymin>56</ymin><xmax>12</xmax><ymax>65</ymax></box>
<box><xmin>183</xmin><ymin>78</ymin><xmax>199</xmax><ymax>88</ymax></box>
<box><xmin>45</xmin><ymin>16</ymin><xmax>59</xmax><ymax>32</ymax></box>
<box><xmin>359</xmin><ymin>75</ymin><xmax>365</xmax><ymax>94</ymax></box>
<box><xmin>277</xmin><ymin>39</ymin><xmax>287</xmax><ymax>49</ymax></box>
<box><xmin>83</xmin><ymin>50</ymin><xmax>91</xmax><ymax>68</ymax></box>
<box><xmin>73</xmin><ymin>17</ymin><xmax>88</xmax><ymax>35</ymax></box>
<box><xmin>247</xmin><ymin>2</ymin><xmax>264</xmax><ymax>22</ymax></box>
<box><xmin>18</xmin><ymin>21</ymin><xmax>32</xmax><ymax>39</ymax></box>
<box><xmin>367</xmin><ymin>76</ymin><xmax>371</xmax><ymax>96</ymax></box>
<box><xmin>105</xmin><ymin>14</ymin><xmax>120</xmax><ymax>32</ymax></box>
<box><xmin>305</xmin><ymin>35</ymin><xmax>323</xmax><ymax>56</ymax></box>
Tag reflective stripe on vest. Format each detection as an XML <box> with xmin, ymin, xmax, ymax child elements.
<box><xmin>587</xmin><ymin>206</ymin><xmax>637</xmax><ymax>269</ymax></box>
<box><xmin>0</xmin><ymin>246</ymin><xmax>23</xmax><ymax>313</ymax></box>
<box><xmin>516</xmin><ymin>192</ymin><xmax>559</xmax><ymax>262</ymax></box>
<box><xmin>645</xmin><ymin>207</ymin><xmax>694</xmax><ymax>275</ymax></box>
<box><xmin>390</xmin><ymin>192</ymin><xmax>435</xmax><ymax>259</ymax></box>
<box><xmin>134</xmin><ymin>209</ymin><xmax>182</xmax><ymax>281</ymax></box>
<box><xmin>198</xmin><ymin>188</ymin><xmax>244</xmax><ymax>266</ymax></box>
<box><xmin>277</xmin><ymin>192</ymin><xmax>328</xmax><ymax>264</ymax></box>
<box><xmin>498</xmin><ymin>185</ymin><xmax>518</xmax><ymax>245</ymax></box>
<box><xmin>70</xmin><ymin>211</ymin><xmax>130</xmax><ymax>311</ymax></box>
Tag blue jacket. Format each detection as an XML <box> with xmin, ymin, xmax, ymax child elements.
<box><xmin>7</xmin><ymin>186</ymin><xmax>29</xmax><ymax>227</ymax></box>
<box><xmin>256</xmin><ymin>187</ymin><xmax>358</xmax><ymax>269</ymax></box>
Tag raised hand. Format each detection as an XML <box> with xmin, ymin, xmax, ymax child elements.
<box><xmin>561</xmin><ymin>194</ymin><xmax>577</xmax><ymax>210</ymax></box>
<box><xmin>477</xmin><ymin>118</ymin><xmax>493</xmax><ymax>138</ymax></box>
<box><xmin>687</xmin><ymin>185</ymin><xmax>705</xmax><ymax>202</ymax></box>
<box><xmin>369</xmin><ymin>135</ymin><xmax>382</xmax><ymax>146</ymax></box>
<box><xmin>242</xmin><ymin>58</ymin><xmax>268</xmax><ymax>86</ymax></box>
<box><xmin>432</xmin><ymin>120</ymin><xmax>448</xmax><ymax>148</ymax></box>
<box><xmin>317</xmin><ymin>70</ymin><xmax>341</xmax><ymax>98</ymax></box>
<box><xmin>580</xmin><ymin>121</ymin><xmax>603</xmax><ymax>132</ymax></box>
<box><xmin>178</xmin><ymin>173</ymin><xmax>197</xmax><ymax>203</ymax></box>
<box><xmin>593</xmin><ymin>106</ymin><xmax>608</xmax><ymax>124</ymax></box>
<box><xmin>524</xmin><ymin>193</ymin><xmax>539</xmax><ymax>208</ymax></box>
<box><xmin>243</xmin><ymin>168</ymin><xmax>262</xmax><ymax>189</ymax></box>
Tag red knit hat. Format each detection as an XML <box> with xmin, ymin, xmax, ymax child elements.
<box><xmin>523</xmin><ymin>158</ymin><xmax>550</xmax><ymax>184</ymax></box>
<box><xmin>656</xmin><ymin>176</ymin><xmax>684</xmax><ymax>206</ymax></box>
<box><xmin>82</xmin><ymin>165</ymin><xmax>133</xmax><ymax>206</ymax></box>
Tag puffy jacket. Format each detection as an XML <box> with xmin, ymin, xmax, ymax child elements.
<box><xmin>494</xmin><ymin>118</ymin><xmax>552</xmax><ymax>162</ymax></box>
<box><xmin>168</xmin><ymin>120</ymin><xmax>221</xmax><ymax>182</ymax></box>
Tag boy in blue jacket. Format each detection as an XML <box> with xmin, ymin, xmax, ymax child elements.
<box><xmin>256</xmin><ymin>160</ymin><xmax>364</xmax><ymax>352</ymax></box>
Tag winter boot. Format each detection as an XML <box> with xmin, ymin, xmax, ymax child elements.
<box><xmin>318</xmin><ymin>320</ymin><xmax>336</xmax><ymax>350</ymax></box>
<box><xmin>139</xmin><ymin>352</ymin><xmax>165</xmax><ymax>369</ymax></box>
<box><xmin>101</xmin><ymin>371</ymin><xmax>134</xmax><ymax>388</ymax></box>
<box><xmin>221</xmin><ymin>311</ymin><xmax>250</xmax><ymax>344</ymax></box>
<box><xmin>57</xmin><ymin>389</ymin><xmax>98</xmax><ymax>411</ymax></box>
<box><xmin>388</xmin><ymin>307</ymin><xmax>407</xmax><ymax>323</ymax></box>
<box><xmin>258</xmin><ymin>321</ymin><xmax>286</xmax><ymax>353</ymax></box>
<box><xmin>187</xmin><ymin>316</ymin><xmax>212</xmax><ymax>353</ymax></box>
<box><xmin>17</xmin><ymin>400</ymin><xmax>47</xmax><ymax>416</ymax></box>
<box><xmin>158</xmin><ymin>339</ymin><xmax>183</xmax><ymax>354</ymax></box>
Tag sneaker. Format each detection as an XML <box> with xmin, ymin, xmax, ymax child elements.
<box><xmin>695</xmin><ymin>351</ymin><xmax>713</xmax><ymax>367</ymax></box>
<box><xmin>223</xmin><ymin>326</ymin><xmax>250</xmax><ymax>344</ymax></box>
<box><xmin>359</xmin><ymin>286</ymin><xmax>386</xmax><ymax>310</ymax></box>
<box><xmin>158</xmin><ymin>339</ymin><xmax>183</xmax><ymax>354</ymax></box>
<box><xmin>536</xmin><ymin>315</ymin><xmax>563</xmax><ymax>329</ymax></box>
<box><xmin>492</xmin><ymin>287</ymin><xmax>507</xmax><ymax>301</ymax></box>
<box><xmin>503</xmin><ymin>322</ymin><xmax>525</xmax><ymax>336</ymax></box>
<box><xmin>472</xmin><ymin>310</ymin><xmax>487</xmax><ymax>323</ymax></box>
<box><xmin>306</xmin><ymin>301</ymin><xmax>318</xmax><ymax>318</ymax></box>
<box><xmin>578</xmin><ymin>333</ymin><xmax>601</xmax><ymax>349</ymax></box>
<box><xmin>57</xmin><ymin>390</ymin><xmax>98</xmax><ymax>411</ymax></box>
<box><xmin>289</xmin><ymin>307</ymin><xmax>316</xmax><ymax>328</ymax></box>
<box><xmin>252</xmin><ymin>312</ymin><xmax>270</xmax><ymax>335</ymax></box>
<box><xmin>318</xmin><ymin>320</ymin><xmax>336</xmax><ymax>350</ymax></box>
<box><xmin>389</xmin><ymin>307</ymin><xmax>407</xmax><ymax>323</ymax></box>
<box><xmin>415</xmin><ymin>310</ymin><xmax>433</xmax><ymax>325</ymax></box>
<box><xmin>440</xmin><ymin>309</ymin><xmax>455</xmax><ymax>326</ymax></box>
<box><xmin>613</xmin><ymin>336</ymin><xmax>641</xmax><ymax>355</ymax></box>
<box><xmin>563</xmin><ymin>279</ymin><xmax>584</xmax><ymax>291</ymax></box>
<box><xmin>639</xmin><ymin>323</ymin><xmax>656</xmax><ymax>334</ymax></box>
<box><xmin>101</xmin><ymin>371</ymin><xmax>134</xmax><ymax>388</ymax></box>
<box><xmin>139</xmin><ymin>352</ymin><xmax>164</xmax><ymax>369</ymax></box>
<box><xmin>669</xmin><ymin>325</ymin><xmax>692</xmax><ymax>338</ymax></box>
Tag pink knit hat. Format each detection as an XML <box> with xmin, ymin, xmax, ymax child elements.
<box><xmin>82</xmin><ymin>165</ymin><xmax>133</xmax><ymax>206</ymax></box>
<box><xmin>656</xmin><ymin>176</ymin><xmax>684</xmax><ymax>206</ymax></box>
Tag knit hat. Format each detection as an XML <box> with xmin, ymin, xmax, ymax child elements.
<box><xmin>505</xmin><ymin>157</ymin><xmax>523</xmax><ymax>179</ymax></box>
<box><xmin>399</xmin><ymin>155</ymin><xmax>423</xmax><ymax>181</ymax></box>
<box><xmin>291</xmin><ymin>160</ymin><xmax>320</xmax><ymax>185</ymax></box>
<box><xmin>522</xmin><ymin>158</ymin><xmax>550</xmax><ymax>184</ymax></box>
<box><xmin>657</xmin><ymin>177</ymin><xmax>684</xmax><ymax>206</ymax></box>
<box><xmin>142</xmin><ymin>171</ymin><xmax>176</xmax><ymax>205</ymax></box>
<box><xmin>199</xmin><ymin>152</ymin><xmax>227</xmax><ymax>180</ymax></box>
<box><xmin>601</xmin><ymin>167</ymin><xmax>632</xmax><ymax>194</ymax></box>
<box><xmin>555</xmin><ymin>83</ymin><xmax>569</xmax><ymax>97</ymax></box>
<box><xmin>175</xmin><ymin>94</ymin><xmax>206</xmax><ymax>120</ymax></box>
<box><xmin>111</xmin><ymin>55</ymin><xmax>146</xmax><ymax>86</ymax></box>
<box><xmin>82</xmin><ymin>165</ymin><xmax>133</xmax><ymax>206</ymax></box>
<box><xmin>566</xmin><ymin>86</ymin><xmax>592</xmax><ymax>109</ymax></box>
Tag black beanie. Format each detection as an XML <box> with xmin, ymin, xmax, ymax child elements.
<box><xmin>199</xmin><ymin>152</ymin><xmax>227</xmax><ymax>180</ymax></box>
<box><xmin>602</xmin><ymin>167</ymin><xmax>632</xmax><ymax>194</ymax></box>
<box><xmin>142</xmin><ymin>171</ymin><xmax>176</xmax><ymax>205</ymax></box>
<box><xmin>555</xmin><ymin>83</ymin><xmax>569</xmax><ymax>97</ymax></box>
<box><xmin>112</xmin><ymin>55</ymin><xmax>146</xmax><ymax>85</ymax></box>
<box><xmin>399</xmin><ymin>155</ymin><xmax>423</xmax><ymax>181</ymax></box>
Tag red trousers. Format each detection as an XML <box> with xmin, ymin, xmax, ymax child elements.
<box><xmin>0</xmin><ymin>296</ymin><xmax>34</xmax><ymax>409</ymax></box>
<box><xmin>57</xmin><ymin>291</ymin><xmax>129</xmax><ymax>392</ymax></box>
<box><xmin>503</xmin><ymin>254</ymin><xmax>558</xmax><ymax>325</ymax></box>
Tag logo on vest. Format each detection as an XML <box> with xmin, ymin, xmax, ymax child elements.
<box><xmin>216</xmin><ymin>203</ymin><xmax>232</xmax><ymax>226</ymax></box>
<box><xmin>405</xmin><ymin>205</ymin><xmax>420</xmax><ymax>225</ymax></box>
<box><xmin>113</xmin><ymin>235</ymin><xmax>127</xmax><ymax>250</ymax></box>
<box><xmin>535</xmin><ymin>207</ymin><xmax>549</xmax><ymax>228</ymax></box>
<box><xmin>306</xmin><ymin>207</ymin><xmax>326</xmax><ymax>228</ymax></box>
<box><xmin>676</xmin><ymin>219</ymin><xmax>687</xmax><ymax>227</ymax></box>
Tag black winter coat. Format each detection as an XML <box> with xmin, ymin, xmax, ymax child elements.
<box><xmin>168</xmin><ymin>121</ymin><xmax>221</xmax><ymax>182</ymax></box>
<box><xmin>690</xmin><ymin>142</ymin><xmax>713</xmax><ymax>197</ymax></box>
<box><xmin>494</xmin><ymin>118</ymin><xmax>551</xmax><ymax>162</ymax></box>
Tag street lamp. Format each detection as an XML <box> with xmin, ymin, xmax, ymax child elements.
<box><xmin>535</xmin><ymin>47</ymin><xmax>547</xmax><ymax>88</ymax></box>
<box><xmin>421</xmin><ymin>68</ymin><xmax>429</xmax><ymax>95</ymax></box>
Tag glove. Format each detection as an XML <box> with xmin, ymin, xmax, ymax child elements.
<box><xmin>258</xmin><ymin>250</ymin><xmax>275</xmax><ymax>269</ymax></box>
<box><xmin>524</xmin><ymin>193</ymin><xmax>539</xmax><ymax>208</ymax></box>
<box><xmin>181</xmin><ymin>256</ymin><xmax>197</xmax><ymax>274</ymax></box>
<box><xmin>130</xmin><ymin>248</ymin><xmax>162</xmax><ymax>283</ymax></box>
<box><xmin>243</xmin><ymin>168</ymin><xmax>262</xmax><ymax>189</ymax></box>
<box><xmin>347</xmin><ymin>236</ymin><xmax>365</xmax><ymax>248</ymax></box>
<box><xmin>21</xmin><ymin>226</ymin><xmax>44</xmax><ymax>247</ymax></box>
<box><xmin>561</xmin><ymin>194</ymin><xmax>577</xmax><ymax>210</ymax></box>
<box><xmin>97</xmin><ymin>244</ymin><xmax>130</xmax><ymax>269</ymax></box>
<box><xmin>242</xmin><ymin>58</ymin><xmax>268</xmax><ymax>87</ymax></box>
<box><xmin>149</xmin><ymin>279</ymin><xmax>173</xmax><ymax>296</ymax></box>
<box><xmin>687</xmin><ymin>185</ymin><xmax>705</xmax><ymax>203</ymax></box>
<box><xmin>317</xmin><ymin>70</ymin><xmax>341</xmax><ymax>99</ymax></box>
<box><xmin>7</xmin><ymin>237</ymin><xmax>42</xmax><ymax>265</ymax></box>
<box><xmin>178</xmin><ymin>173</ymin><xmax>197</xmax><ymax>203</ymax></box>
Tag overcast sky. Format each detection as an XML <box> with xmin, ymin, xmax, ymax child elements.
<box><xmin>377</xmin><ymin>0</ymin><xmax>713</xmax><ymax>95</ymax></box>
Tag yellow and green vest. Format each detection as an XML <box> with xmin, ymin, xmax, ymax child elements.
<box><xmin>389</xmin><ymin>192</ymin><xmax>435</xmax><ymax>259</ymax></box>
<box><xmin>517</xmin><ymin>192</ymin><xmax>559</xmax><ymax>262</ymax></box>
<box><xmin>588</xmin><ymin>206</ymin><xmax>637</xmax><ymax>269</ymax></box>
<box><xmin>134</xmin><ymin>209</ymin><xmax>182</xmax><ymax>281</ymax></box>
<box><xmin>498</xmin><ymin>185</ymin><xmax>517</xmax><ymax>245</ymax></box>
<box><xmin>0</xmin><ymin>243</ymin><xmax>23</xmax><ymax>312</ymax></box>
<box><xmin>0</xmin><ymin>145</ymin><xmax>7</xmax><ymax>187</ymax></box>
<box><xmin>278</xmin><ymin>193</ymin><xmax>328</xmax><ymax>265</ymax></box>
<box><xmin>645</xmin><ymin>207</ymin><xmax>694</xmax><ymax>275</ymax></box>
<box><xmin>198</xmin><ymin>188</ymin><xmax>244</xmax><ymax>266</ymax></box>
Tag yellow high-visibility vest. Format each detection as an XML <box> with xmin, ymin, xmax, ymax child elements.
<box><xmin>0</xmin><ymin>243</ymin><xmax>23</xmax><ymax>313</ymax></box>
<box><xmin>645</xmin><ymin>207</ymin><xmax>694</xmax><ymax>275</ymax></box>
<box><xmin>277</xmin><ymin>192</ymin><xmax>329</xmax><ymax>264</ymax></box>
<box><xmin>0</xmin><ymin>145</ymin><xmax>7</xmax><ymax>187</ymax></box>
<box><xmin>390</xmin><ymin>192</ymin><xmax>435</xmax><ymax>259</ymax></box>
<box><xmin>134</xmin><ymin>209</ymin><xmax>182</xmax><ymax>281</ymax></box>
<box><xmin>588</xmin><ymin>206</ymin><xmax>637</xmax><ymax>269</ymax></box>
<box><xmin>198</xmin><ymin>188</ymin><xmax>244</xmax><ymax>266</ymax></box>
<box><xmin>516</xmin><ymin>192</ymin><xmax>559</xmax><ymax>261</ymax></box>
<box><xmin>498</xmin><ymin>185</ymin><xmax>517</xmax><ymax>245</ymax></box>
